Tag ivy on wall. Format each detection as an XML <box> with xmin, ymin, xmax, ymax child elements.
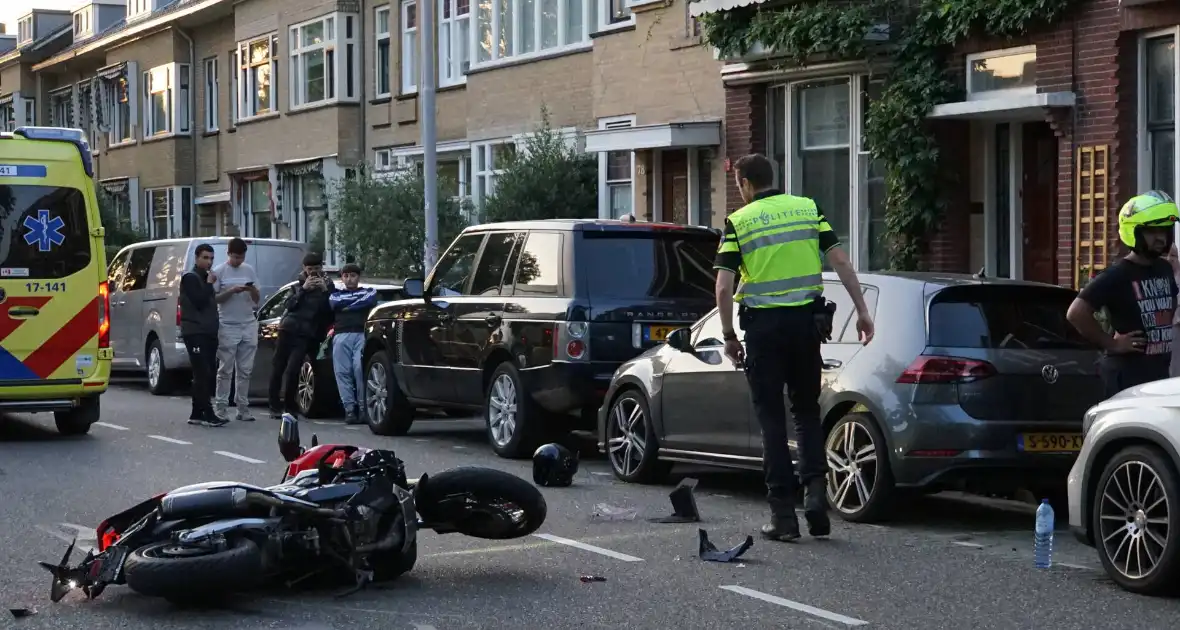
<box><xmin>701</xmin><ymin>0</ymin><xmax>1075</xmax><ymax>270</ymax></box>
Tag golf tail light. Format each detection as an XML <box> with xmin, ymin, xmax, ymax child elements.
<box><xmin>896</xmin><ymin>355</ymin><xmax>996</xmax><ymax>384</ymax></box>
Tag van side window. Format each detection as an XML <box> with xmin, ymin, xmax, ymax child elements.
<box><xmin>107</xmin><ymin>250</ymin><xmax>130</xmax><ymax>287</ymax></box>
<box><xmin>124</xmin><ymin>247</ymin><xmax>155</xmax><ymax>292</ymax></box>
<box><xmin>469</xmin><ymin>232</ymin><xmax>522</xmax><ymax>296</ymax></box>
<box><xmin>511</xmin><ymin>232</ymin><xmax>562</xmax><ymax>296</ymax></box>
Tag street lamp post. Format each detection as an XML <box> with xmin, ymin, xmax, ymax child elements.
<box><xmin>419</xmin><ymin>0</ymin><xmax>439</xmax><ymax>272</ymax></box>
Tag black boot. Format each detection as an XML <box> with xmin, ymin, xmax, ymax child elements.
<box><xmin>803</xmin><ymin>477</ymin><xmax>831</xmax><ymax>537</ymax></box>
<box><xmin>760</xmin><ymin>498</ymin><xmax>801</xmax><ymax>542</ymax></box>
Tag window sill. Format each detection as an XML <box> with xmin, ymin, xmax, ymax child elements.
<box><xmin>288</xmin><ymin>99</ymin><xmax>360</xmax><ymax>115</ymax></box>
<box><xmin>202</xmin><ymin>129</ymin><xmax>220</xmax><ymax>137</ymax></box>
<box><xmin>592</xmin><ymin>19</ymin><xmax>637</xmax><ymax>38</ymax></box>
<box><xmin>107</xmin><ymin>140</ymin><xmax>137</xmax><ymax>151</ymax></box>
<box><xmin>467</xmin><ymin>42</ymin><xmax>593</xmax><ymax>75</ymax></box>
<box><xmin>670</xmin><ymin>35</ymin><xmax>703</xmax><ymax>51</ymax></box>
<box><xmin>143</xmin><ymin>132</ymin><xmax>188</xmax><ymax>144</ymax></box>
<box><xmin>235</xmin><ymin>112</ymin><xmax>281</xmax><ymax>126</ymax></box>
<box><xmin>438</xmin><ymin>79</ymin><xmax>467</xmax><ymax>91</ymax></box>
<box><xmin>397</xmin><ymin>90</ymin><xmax>418</xmax><ymax>101</ymax></box>
<box><xmin>626</xmin><ymin>0</ymin><xmax>666</xmax><ymax>10</ymax></box>
<box><xmin>371</xmin><ymin>95</ymin><xmax>393</xmax><ymax>105</ymax></box>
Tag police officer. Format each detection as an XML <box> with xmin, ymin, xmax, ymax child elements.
<box><xmin>713</xmin><ymin>154</ymin><xmax>875</xmax><ymax>542</ymax></box>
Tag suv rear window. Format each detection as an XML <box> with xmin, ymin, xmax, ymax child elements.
<box><xmin>0</xmin><ymin>185</ymin><xmax>91</xmax><ymax>279</ymax></box>
<box><xmin>581</xmin><ymin>230</ymin><xmax>719</xmax><ymax>299</ymax></box>
<box><xmin>928</xmin><ymin>285</ymin><xmax>1094</xmax><ymax>350</ymax></box>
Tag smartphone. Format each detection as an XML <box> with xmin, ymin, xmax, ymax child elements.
<box><xmin>245</xmin><ymin>281</ymin><xmax>255</xmax><ymax>287</ymax></box>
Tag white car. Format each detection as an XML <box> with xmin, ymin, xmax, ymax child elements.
<box><xmin>1068</xmin><ymin>377</ymin><xmax>1180</xmax><ymax>595</ymax></box>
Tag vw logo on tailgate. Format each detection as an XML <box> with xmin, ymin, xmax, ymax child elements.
<box><xmin>1041</xmin><ymin>365</ymin><xmax>1059</xmax><ymax>384</ymax></box>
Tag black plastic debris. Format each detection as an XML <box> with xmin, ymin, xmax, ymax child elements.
<box><xmin>9</xmin><ymin>608</ymin><xmax>36</xmax><ymax>619</ymax></box>
<box><xmin>649</xmin><ymin>477</ymin><xmax>701</xmax><ymax>524</ymax></box>
<box><xmin>698</xmin><ymin>529</ymin><xmax>753</xmax><ymax>563</ymax></box>
<box><xmin>579</xmin><ymin>575</ymin><xmax>607</xmax><ymax>583</ymax></box>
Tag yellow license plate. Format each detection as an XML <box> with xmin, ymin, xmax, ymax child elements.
<box><xmin>646</xmin><ymin>325</ymin><xmax>679</xmax><ymax>342</ymax></box>
<box><xmin>1020</xmin><ymin>433</ymin><xmax>1083</xmax><ymax>453</ymax></box>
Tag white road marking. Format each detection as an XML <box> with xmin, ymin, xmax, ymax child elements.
<box><xmin>35</xmin><ymin>524</ymin><xmax>96</xmax><ymax>555</ymax></box>
<box><xmin>412</xmin><ymin>625</ymin><xmax>439</xmax><ymax>630</ymax></box>
<box><xmin>951</xmin><ymin>541</ymin><xmax>984</xmax><ymax>548</ymax></box>
<box><xmin>720</xmin><ymin>585</ymin><xmax>868</xmax><ymax>626</ymax></box>
<box><xmin>452</xmin><ymin>445</ymin><xmax>467</xmax><ymax>450</ymax></box>
<box><xmin>590</xmin><ymin>471</ymin><xmax>613</xmax><ymax>477</ymax></box>
<box><xmin>148</xmin><ymin>434</ymin><xmax>191</xmax><ymax>445</ymax></box>
<box><xmin>215</xmin><ymin>450</ymin><xmax>266</xmax><ymax>464</ymax></box>
<box><xmin>345</xmin><ymin>425</ymin><xmax>363</xmax><ymax>431</ymax></box>
<box><xmin>313</xmin><ymin>420</ymin><xmax>335</xmax><ymax>425</ymax></box>
<box><xmin>531</xmin><ymin>533</ymin><xmax>644</xmax><ymax>562</ymax></box>
<box><xmin>93</xmin><ymin>422</ymin><xmax>128</xmax><ymax>430</ymax></box>
<box><xmin>1059</xmin><ymin>562</ymin><xmax>1097</xmax><ymax>571</ymax></box>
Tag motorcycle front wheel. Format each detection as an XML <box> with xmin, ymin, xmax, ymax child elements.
<box><xmin>416</xmin><ymin>467</ymin><xmax>548</xmax><ymax>540</ymax></box>
<box><xmin>123</xmin><ymin>537</ymin><xmax>264</xmax><ymax>601</ymax></box>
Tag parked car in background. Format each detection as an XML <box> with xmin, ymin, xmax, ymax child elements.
<box><xmin>597</xmin><ymin>272</ymin><xmax>1104</xmax><ymax>523</ymax></box>
<box><xmin>1068</xmin><ymin>378</ymin><xmax>1180</xmax><ymax>595</ymax></box>
<box><xmin>106</xmin><ymin>237</ymin><xmax>308</xmax><ymax>394</ymax></box>
<box><xmin>362</xmin><ymin>219</ymin><xmax>721</xmax><ymax>458</ymax></box>
<box><xmin>245</xmin><ymin>279</ymin><xmax>406</xmax><ymax>417</ymax></box>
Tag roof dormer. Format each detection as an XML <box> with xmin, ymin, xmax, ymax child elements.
<box><xmin>0</xmin><ymin>24</ymin><xmax>15</xmax><ymax>55</ymax></box>
<box><xmin>126</xmin><ymin>0</ymin><xmax>176</xmax><ymax>24</ymax></box>
<box><xmin>15</xmin><ymin>9</ymin><xmax>71</xmax><ymax>48</ymax></box>
<box><xmin>73</xmin><ymin>0</ymin><xmax>127</xmax><ymax>41</ymax></box>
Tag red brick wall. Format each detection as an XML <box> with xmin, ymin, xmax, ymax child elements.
<box><xmin>723</xmin><ymin>83</ymin><xmax>767</xmax><ymax>214</ymax></box>
<box><xmin>926</xmin><ymin>121</ymin><xmax>973</xmax><ymax>272</ymax></box>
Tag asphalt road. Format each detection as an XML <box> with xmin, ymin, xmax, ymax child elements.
<box><xmin>2</xmin><ymin>381</ymin><xmax>1179</xmax><ymax>630</ymax></box>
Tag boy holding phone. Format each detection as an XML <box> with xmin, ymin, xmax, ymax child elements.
<box><xmin>212</xmin><ymin>237</ymin><xmax>261</xmax><ymax>422</ymax></box>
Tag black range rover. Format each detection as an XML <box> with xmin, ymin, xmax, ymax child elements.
<box><xmin>360</xmin><ymin>219</ymin><xmax>720</xmax><ymax>458</ymax></box>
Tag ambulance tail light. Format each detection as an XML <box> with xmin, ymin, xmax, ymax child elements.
<box><xmin>97</xmin><ymin>281</ymin><xmax>110</xmax><ymax>348</ymax></box>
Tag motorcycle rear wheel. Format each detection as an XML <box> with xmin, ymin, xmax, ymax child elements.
<box><xmin>123</xmin><ymin>537</ymin><xmax>263</xmax><ymax>600</ymax></box>
<box><xmin>416</xmin><ymin>466</ymin><xmax>548</xmax><ymax>540</ymax></box>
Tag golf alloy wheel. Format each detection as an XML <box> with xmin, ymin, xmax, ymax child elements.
<box><xmin>296</xmin><ymin>360</ymin><xmax>315</xmax><ymax>415</ymax></box>
<box><xmin>366</xmin><ymin>361</ymin><xmax>388</xmax><ymax>424</ymax></box>
<box><xmin>607</xmin><ymin>396</ymin><xmax>647</xmax><ymax>478</ymax></box>
<box><xmin>1099</xmin><ymin>459</ymin><xmax>1171</xmax><ymax>581</ymax></box>
<box><xmin>487</xmin><ymin>373</ymin><xmax>518</xmax><ymax>447</ymax></box>
<box><xmin>826</xmin><ymin>419</ymin><xmax>879</xmax><ymax>515</ymax></box>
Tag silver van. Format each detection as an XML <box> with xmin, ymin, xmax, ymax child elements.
<box><xmin>106</xmin><ymin>237</ymin><xmax>309</xmax><ymax>394</ymax></box>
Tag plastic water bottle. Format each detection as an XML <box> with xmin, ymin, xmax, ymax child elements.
<box><xmin>1034</xmin><ymin>499</ymin><xmax>1055</xmax><ymax>569</ymax></box>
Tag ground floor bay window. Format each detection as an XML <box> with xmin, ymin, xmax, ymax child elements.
<box><xmin>767</xmin><ymin>75</ymin><xmax>887</xmax><ymax>271</ymax></box>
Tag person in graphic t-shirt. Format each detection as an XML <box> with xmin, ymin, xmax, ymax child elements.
<box><xmin>1067</xmin><ymin>190</ymin><xmax>1180</xmax><ymax>399</ymax></box>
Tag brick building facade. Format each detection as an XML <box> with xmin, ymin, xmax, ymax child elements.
<box><xmin>704</xmin><ymin>0</ymin><xmax>1156</xmax><ymax>287</ymax></box>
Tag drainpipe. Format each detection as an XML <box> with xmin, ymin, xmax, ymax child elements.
<box><xmin>175</xmin><ymin>26</ymin><xmax>196</xmax><ymax>235</ymax></box>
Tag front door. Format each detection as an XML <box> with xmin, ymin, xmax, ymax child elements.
<box><xmin>1022</xmin><ymin>121</ymin><xmax>1058</xmax><ymax>285</ymax></box>
<box><xmin>659</xmin><ymin>312</ymin><xmax>755</xmax><ymax>457</ymax></box>
<box><xmin>661</xmin><ymin>149</ymin><xmax>690</xmax><ymax>224</ymax></box>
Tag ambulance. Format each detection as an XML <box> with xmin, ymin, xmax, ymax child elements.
<box><xmin>0</xmin><ymin>127</ymin><xmax>111</xmax><ymax>434</ymax></box>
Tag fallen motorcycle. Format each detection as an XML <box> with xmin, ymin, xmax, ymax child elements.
<box><xmin>38</xmin><ymin>414</ymin><xmax>547</xmax><ymax>603</ymax></box>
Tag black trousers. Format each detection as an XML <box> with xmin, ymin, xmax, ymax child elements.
<box><xmin>1099</xmin><ymin>355</ymin><xmax>1169</xmax><ymax>400</ymax></box>
<box><xmin>741</xmin><ymin>305</ymin><xmax>826</xmax><ymax>510</ymax></box>
<box><xmin>183</xmin><ymin>333</ymin><xmax>218</xmax><ymax>418</ymax></box>
<box><xmin>269</xmin><ymin>331</ymin><xmax>312</xmax><ymax>413</ymax></box>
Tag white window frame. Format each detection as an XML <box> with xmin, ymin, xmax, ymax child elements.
<box><xmin>0</xmin><ymin>97</ymin><xmax>15</xmax><ymax>133</ymax></box>
<box><xmin>144</xmin><ymin>187</ymin><xmax>175</xmax><ymax>239</ymax></box>
<box><xmin>289</xmin><ymin>13</ymin><xmax>361</xmax><ymax>110</ymax></box>
<box><xmin>965</xmin><ymin>45</ymin><xmax>1037</xmax><ymax>102</ymax></box>
<box><xmin>469</xmin><ymin>0</ymin><xmax>594</xmax><ymax>70</ymax></box>
<box><xmin>438</xmin><ymin>0</ymin><xmax>471</xmax><ymax>88</ymax></box>
<box><xmin>401</xmin><ymin>0</ymin><xmax>418</xmax><ymax>95</ymax></box>
<box><xmin>105</xmin><ymin>70</ymin><xmax>136</xmax><ymax>147</ymax></box>
<box><xmin>237</xmin><ymin>34</ymin><xmax>279</xmax><ymax>120</ymax></box>
<box><xmin>227</xmin><ymin>49</ymin><xmax>239</xmax><ymax>125</ymax></box>
<box><xmin>471</xmin><ymin>139</ymin><xmax>514</xmax><ymax>216</ymax></box>
<box><xmin>142</xmin><ymin>63</ymin><xmax>191</xmax><ymax>139</ymax></box>
<box><xmin>246</xmin><ymin>179</ymin><xmax>274</xmax><ymax>238</ymax></box>
<box><xmin>17</xmin><ymin>17</ymin><xmax>32</xmax><ymax>46</ymax></box>
<box><xmin>48</xmin><ymin>86</ymin><xmax>74</xmax><ymax>127</ymax></box>
<box><xmin>127</xmin><ymin>0</ymin><xmax>152</xmax><ymax>22</ymax></box>
<box><xmin>375</xmin><ymin>6</ymin><xmax>393</xmax><ymax>98</ymax></box>
<box><xmin>203</xmin><ymin>57</ymin><xmax>219</xmax><ymax>131</ymax></box>
<box><xmin>600</xmin><ymin>0</ymin><xmax>635</xmax><ymax>32</ymax></box>
<box><xmin>596</xmin><ymin>115</ymin><xmax>635</xmax><ymax>219</ymax></box>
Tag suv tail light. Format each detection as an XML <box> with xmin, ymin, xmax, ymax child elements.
<box><xmin>896</xmin><ymin>355</ymin><xmax>996</xmax><ymax>384</ymax></box>
<box><xmin>176</xmin><ymin>302</ymin><xmax>182</xmax><ymax>326</ymax></box>
<box><xmin>97</xmin><ymin>281</ymin><xmax>110</xmax><ymax>348</ymax></box>
<box><xmin>554</xmin><ymin>321</ymin><xmax>590</xmax><ymax>362</ymax></box>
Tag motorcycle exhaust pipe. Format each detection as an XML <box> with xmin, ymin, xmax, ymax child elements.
<box><xmin>160</xmin><ymin>487</ymin><xmax>342</xmax><ymax>520</ymax></box>
<box><xmin>240</xmin><ymin>491</ymin><xmax>343</xmax><ymax>519</ymax></box>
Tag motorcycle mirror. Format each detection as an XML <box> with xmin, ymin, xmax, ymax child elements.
<box><xmin>278</xmin><ymin>414</ymin><xmax>302</xmax><ymax>462</ymax></box>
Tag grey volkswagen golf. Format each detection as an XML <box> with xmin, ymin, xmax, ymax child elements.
<box><xmin>596</xmin><ymin>272</ymin><xmax>1105</xmax><ymax>523</ymax></box>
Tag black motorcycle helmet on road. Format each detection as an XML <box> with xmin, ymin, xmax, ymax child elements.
<box><xmin>533</xmin><ymin>443</ymin><xmax>579</xmax><ymax>487</ymax></box>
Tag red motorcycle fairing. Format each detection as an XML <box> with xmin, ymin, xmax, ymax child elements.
<box><xmin>284</xmin><ymin>443</ymin><xmax>360</xmax><ymax>481</ymax></box>
<box><xmin>96</xmin><ymin>493</ymin><xmax>167</xmax><ymax>552</ymax></box>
